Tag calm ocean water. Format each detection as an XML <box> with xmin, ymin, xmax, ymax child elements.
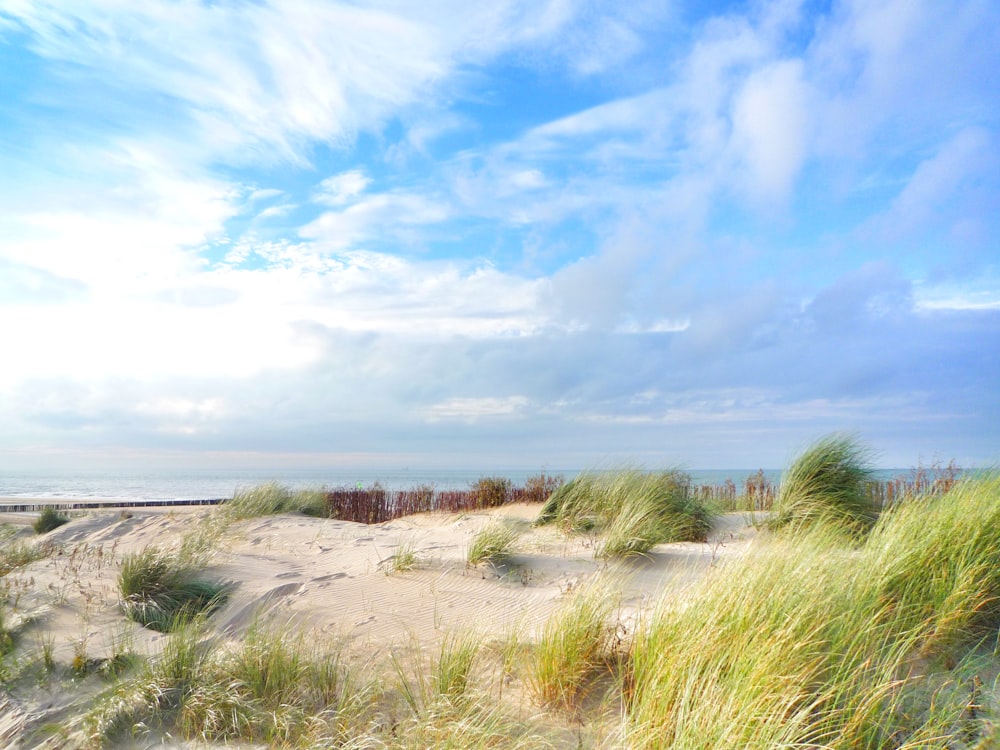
<box><xmin>0</xmin><ymin>467</ymin><xmax>913</xmax><ymax>502</ymax></box>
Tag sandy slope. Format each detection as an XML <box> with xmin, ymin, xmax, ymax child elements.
<box><xmin>0</xmin><ymin>502</ymin><xmax>759</xmax><ymax>748</ymax></box>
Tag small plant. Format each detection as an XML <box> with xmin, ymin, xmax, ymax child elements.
<box><xmin>118</xmin><ymin>546</ymin><xmax>227</xmax><ymax>632</ymax></box>
<box><xmin>529</xmin><ymin>577</ymin><xmax>619</xmax><ymax>711</ymax></box>
<box><xmin>599</xmin><ymin>475</ymin><xmax>711</xmax><ymax>558</ymax></box>
<box><xmin>71</xmin><ymin>637</ymin><xmax>92</xmax><ymax>677</ymax></box>
<box><xmin>537</xmin><ymin>468</ymin><xmax>711</xmax><ymax>555</ymax></box>
<box><xmin>37</xmin><ymin>631</ymin><xmax>56</xmax><ymax>672</ymax></box>
<box><xmin>88</xmin><ymin>621</ymin><xmax>379</xmax><ymax>747</ymax></box>
<box><xmin>382</xmin><ymin>538</ymin><xmax>419</xmax><ymax>574</ymax></box>
<box><xmin>0</xmin><ymin>540</ymin><xmax>49</xmax><ymax>576</ymax></box>
<box><xmin>467</xmin><ymin>517</ymin><xmax>519</xmax><ymax>565</ymax></box>
<box><xmin>770</xmin><ymin>433</ymin><xmax>876</xmax><ymax>536</ymax></box>
<box><xmin>223</xmin><ymin>482</ymin><xmax>328</xmax><ymax>520</ymax></box>
<box><xmin>0</xmin><ymin>604</ymin><xmax>14</xmax><ymax>658</ymax></box>
<box><xmin>434</xmin><ymin>630</ymin><xmax>481</xmax><ymax>705</ymax></box>
<box><xmin>99</xmin><ymin>626</ymin><xmax>141</xmax><ymax>679</ymax></box>
<box><xmin>34</xmin><ymin>506</ymin><xmax>70</xmax><ymax>534</ymax></box>
<box><xmin>522</xmin><ymin>472</ymin><xmax>565</xmax><ymax>503</ymax></box>
<box><xmin>489</xmin><ymin>622</ymin><xmax>528</xmax><ymax>699</ymax></box>
<box><xmin>471</xmin><ymin>476</ymin><xmax>514</xmax><ymax>508</ymax></box>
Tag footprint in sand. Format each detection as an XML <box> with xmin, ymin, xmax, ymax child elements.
<box><xmin>311</xmin><ymin>572</ymin><xmax>348</xmax><ymax>583</ymax></box>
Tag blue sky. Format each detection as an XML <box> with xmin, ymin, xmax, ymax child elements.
<box><xmin>0</xmin><ymin>0</ymin><xmax>997</xmax><ymax>471</ymax></box>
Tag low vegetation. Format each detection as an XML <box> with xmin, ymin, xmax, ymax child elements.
<box><xmin>87</xmin><ymin>622</ymin><xmax>376</xmax><ymax>746</ymax></box>
<box><xmin>528</xmin><ymin>577</ymin><xmax>620</xmax><ymax>711</ymax></box>
<box><xmin>118</xmin><ymin>546</ymin><xmax>227</xmax><ymax>632</ymax></box>
<box><xmin>0</xmin><ymin>539</ymin><xmax>50</xmax><ymax>577</ymax></box>
<box><xmin>537</xmin><ymin>468</ymin><xmax>711</xmax><ymax>556</ymax></box>
<box><xmin>384</xmin><ymin>538</ymin><xmax>419</xmax><ymax>573</ymax></box>
<box><xmin>323</xmin><ymin>472</ymin><xmax>564</xmax><ymax>524</ymax></box>
<box><xmin>471</xmin><ymin>475</ymin><xmax>514</xmax><ymax>507</ymax></box>
<box><xmin>626</xmin><ymin>471</ymin><xmax>1000</xmax><ymax>749</ymax></box>
<box><xmin>223</xmin><ymin>481</ymin><xmax>328</xmax><ymax>519</ymax></box>
<box><xmin>33</xmin><ymin>505</ymin><xmax>70</xmax><ymax>534</ymax></box>
<box><xmin>769</xmin><ymin>433</ymin><xmax>877</xmax><ymax>535</ymax></box>
<box><xmin>467</xmin><ymin>517</ymin><xmax>520</xmax><ymax>565</ymax></box>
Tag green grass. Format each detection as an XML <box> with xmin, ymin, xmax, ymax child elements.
<box><xmin>223</xmin><ymin>482</ymin><xmax>329</xmax><ymax>520</ymax></box>
<box><xmin>528</xmin><ymin>577</ymin><xmax>620</xmax><ymax>711</ymax></box>
<box><xmin>33</xmin><ymin>506</ymin><xmax>70</xmax><ymax>534</ymax></box>
<box><xmin>381</xmin><ymin>538</ymin><xmax>419</xmax><ymax>574</ymax></box>
<box><xmin>467</xmin><ymin>517</ymin><xmax>520</xmax><ymax>565</ymax></box>
<box><xmin>118</xmin><ymin>547</ymin><xmax>227</xmax><ymax>632</ymax></box>
<box><xmin>88</xmin><ymin>622</ymin><xmax>379</xmax><ymax>747</ymax></box>
<box><xmin>0</xmin><ymin>540</ymin><xmax>49</xmax><ymax>577</ymax></box>
<box><xmin>625</xmin><ymin>473</ymin><xmax>1000</xmax><ymax>749</ymax></box>
<box><xmin>770</xmin><ymin>433</ymin><xmax>877</xmax><ymax>536</ymax></box>
<box><xmin>434</xmin><ymin>630</ymin><xmax>481</xmax><ymax>705</ymax></box>
<box><xmin>537</xmin><ymin>468</ymin><xmax>711</xmax><ymax>556</ymax></box>
<box><xmin>0</xmin><ymin>604</ymin><xmax>15</xmax><ymax>658</ymax></box>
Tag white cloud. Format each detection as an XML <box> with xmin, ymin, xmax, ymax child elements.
<box><xmin>615</xmin><ymin>319</ymin><xmax>691</xmax><ymax>334</ymax></box>
<box><xmin>314</xmin><ymin>170</ymin><xmax>372</xmax><ymax>206</ymax></box>
<box><xmin>0</xmin><ymin>143</ymin><xmax>237</xmax><ymax>292</ymax></box>
<box><xmin>301</xmin><ymin>190</ymin><xmax>452</xmax><ymax>251</ymax></box>
<box><xmin>256</xmin><ymin>204</ymin><xmax>297</xmax><ymax>221</ymax></box>
<box><xmin>878</xmin><ymin>127</ymin><xmax>994</xmax><ymax>238</ymax></box>
<box><xmin>808</xmin><ymin>0</ymin><xmax>1000</xmax><ymax>159</ymax></box>
<box><xmin>423</xmin><ymin>396</ymin><xmax>529</xmax><ymax>422</ymax></box>
<box><xmin>0</xmin><ymin>0</ymin><xmax>451</xmax><ymax>163</ymax></box>
<box><xmin>508</xmin><ymin>169</ymin><xmax>547</xmax><ymax>190</ymax></box>
<box><xmin>730</xmin><ymin>58</ymin><xmax>810</xmax><ymax>206</ymax></box>
<box><xmin>0</xmin><ymin>0</ymin><xmax>673</xmax><ymax>169</ymax></box>
<box><xmin>247</xmin><ymin>188</ymin><xmax>284</xmax><ymax>203</ymax></box>
<box><xmin>914</xmin><ymin>276</ymin><xmax>1000</xmax><ymax>312</ymax></box>
<box><xmin>136</xmin><ymin>397</ymin><xmax>225</xmax><ymax>421</ymax></box>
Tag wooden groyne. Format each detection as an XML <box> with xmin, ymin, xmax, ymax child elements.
<box><xmin>0</xmin><ymin>498</ymin><xmax>227</xmax><ymax>514</ymax></box>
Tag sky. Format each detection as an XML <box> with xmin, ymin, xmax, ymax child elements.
<box><xmin>0</xmin><ymin>0</ymin><xmax>997</xmax><ymax>472</ymax></box>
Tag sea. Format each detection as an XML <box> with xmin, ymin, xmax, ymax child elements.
<box><xmin>0</xmin><ymin>466</ymin><xmax>915</xmax><ymax>503</ymax></box>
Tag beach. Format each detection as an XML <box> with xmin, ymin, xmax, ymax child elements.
<box><xmin>1</xmin><ymin>460</ymin><xmax>995</xmax><ymax>748</ymax></box>
<box><xmin>0</xmin><ymin>495</ymin><xmax>757</xmax><ymax>747</ymax></box>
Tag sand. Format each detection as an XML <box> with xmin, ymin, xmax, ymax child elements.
<box><xmin>0</xmin><ymin>499</ymin><xmax>760</xmax><ymax>747</ymax></box>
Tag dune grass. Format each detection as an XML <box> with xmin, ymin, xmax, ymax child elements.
<box><xmin>90</xmin><ymin>621</ymin><xmax>548</xmax><ymax>749</ymax></box>
<box><xmin>33</xmin><ymin>506</ymin><xmax>70</xmax><ymax>534</ymax></box>
<box><xmin>118</xmin><ymin>547</ymin><xmax>227</xmax><ymax>632</ymax></box>
<box><xmin>865</xmin><ymin>473</ymin><xmax>1000</xmax><ymax>655</ymax></box>
<box><xmin>223</xmin><ymin>482</ymin><xmax>329</xmax><ymax>520</ymax></box>
<box><xmin>388</xmin><ymin>628</ymin><xmax>561</xmax><ymax>750</ymax></box>
<box><xmin>529</xmin><ymin>576</ymin><xmax>621</xmax><ymax>712</ymax></box>
<box><xmin>467</xmin><ymin>517</ymin><xmax>520</xmax><ymax>565</ymax></box>
<box><xmin>0</xmin><ymin>539</ymin><xmax>50</xmax><ymax>577</ymax></box>
<box><xmin>626</xmin><ymin>473</ymin><xmax>1000</xmax><ymax>749</ymax></box>
<box><xmin>88</xmin><ymin>621</ymin><xmax>380</xmax><ymax>747</ymax></box>
<box><xmin>382</xmin><ymin>538</ymin><xmax>420</xmax><ymax>574</ymax></box>
<box><xmin>537</xmin><ymin>468</ymin><xmax>711</xmax><ymax>556</ymax></box>
<box><xmin>770</xmin><ymin>433</ymin><xmax>877</xmax><ymax>536</ymax></box>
